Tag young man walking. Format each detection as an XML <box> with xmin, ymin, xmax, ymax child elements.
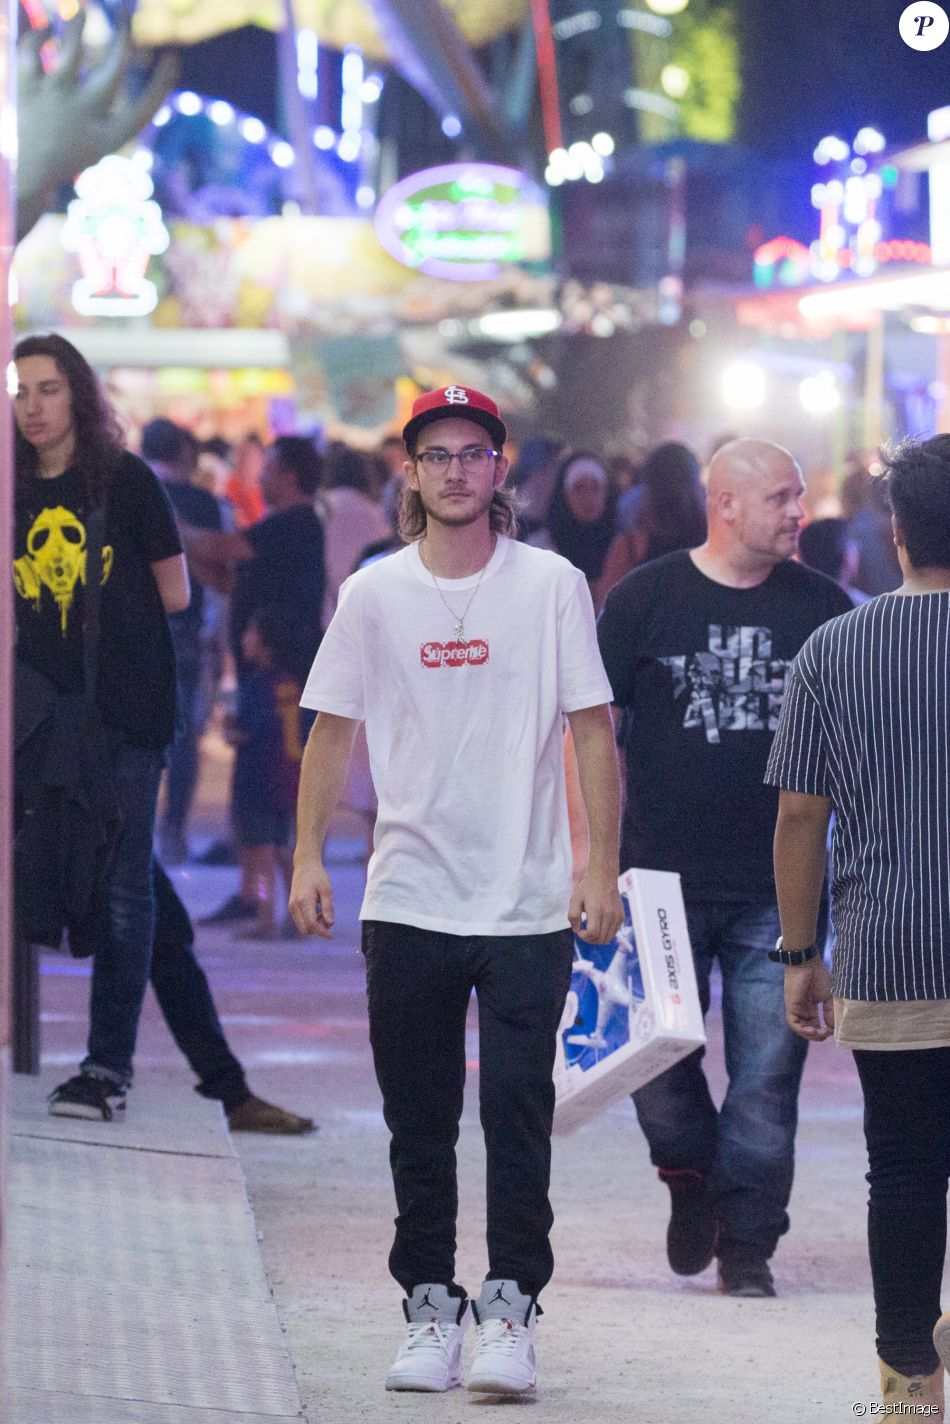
<box><xmin>767</xmin><ymin>436</ymin><xmax>950</xmax><ymax>1414</ymax></box>
<box><xmin>12</xmin><ymin>334</ymin><xmax>190</xmax><ymax>1119</ymax></box>
<box><xmin>290</xmin><ymin>386</ymin><xmax>622</xmax><ymax>1396</ymax></box>
<box><xmin>596</xmin><ymin>438</ymin><xmax>852</xmax><ymax>1296</ymax></box>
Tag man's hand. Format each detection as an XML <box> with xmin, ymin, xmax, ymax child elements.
<box><xmin>289</xmin><ymin>858</ymin><xmax>335</xmax><ymax>940</ymax></box>
<box><xmin>569</xmin><ymin>868</ymin><xmax>624</xmax><ymax>945</ymax></box>
<box><xmin>784</xmin><ymin>959</ymin><xmax>835</xmax><ymax>1041</ymax></box>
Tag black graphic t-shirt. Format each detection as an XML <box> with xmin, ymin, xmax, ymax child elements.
<box><xmin>14</xmin><ymin>452</ymin><xmax>183</xmax><ymax>748</ymax></box>
<box><xmin>597</xmin><ymin>551</ymin><xmax>852</xmax><ymax>899</ymax></box>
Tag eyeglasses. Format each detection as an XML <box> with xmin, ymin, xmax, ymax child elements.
<box><xmin>414</xmin><ymin>446</ymin><xmax>500</xmax><ymax>476</ymax></box>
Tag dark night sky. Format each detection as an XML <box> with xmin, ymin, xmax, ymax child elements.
<box><xmin>737</xmin><ymin>0</ymin><xmax>950</xmax><ymax>160</ymax></box>
<box><xmin>174</xmin><ymin>3</ymin><xmax>950</xmax><ymax>168</ymax></box>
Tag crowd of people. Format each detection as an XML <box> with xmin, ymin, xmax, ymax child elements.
<box><xmin>10</xmin><ymin>338</ymin><xmax>950</xmax><ymax>1411</ymax></box>
<box><xmin>137</xmin><ymin>412</ymin><xmax>905</xmax><ymax>907</ymax></box>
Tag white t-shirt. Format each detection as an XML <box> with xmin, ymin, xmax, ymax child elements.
<box><xmin>300</xmin><ymin>535</ymin><xmax>613</xmax><ymax>935</ymax></box>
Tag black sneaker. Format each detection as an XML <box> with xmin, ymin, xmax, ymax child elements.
<box><xmin>717</xmin><ymin>1245</ymin><xmax>776</xmax><ymax>1298</ymax></box>
<box><xmin>198</xmin><ymin>893</ymin><xmax>258</xmax><ymax>925</ymax></box>
<box><xmin>48</xmin><ymin>1073</ymin><xmax>127</xmax><ymax>1122</ymax></box>
<box><xmin>660</xmin><ymin>1169</ymin><xmax>718</xmax><ymax>1276</ymax></box>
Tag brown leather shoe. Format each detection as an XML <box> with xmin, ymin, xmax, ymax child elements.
<box><xmin>226</xmin><ymin>1094</ymin><xmax>316</xmax><ymax>1135</ymax></box>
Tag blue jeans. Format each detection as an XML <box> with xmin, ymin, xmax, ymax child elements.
<box><xmin>84</xmin><ymin>739</ymin><xmax>164</xmax><ymax>1083</ymax></box>
<box><xmin>632</xmin><ymin>899</ymin><xmax>807</xmax><ymax>1258</ymax></box>
<box><xmin>163</xmin><ymin>644</ymin><xmax>204</xmax><ymax>833</ymax></box>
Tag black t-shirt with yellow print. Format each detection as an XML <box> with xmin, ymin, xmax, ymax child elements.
<box><xmin>14</xmin><ymin>451</ymin><xmax>183</xmax><ymax>748</ymax></box>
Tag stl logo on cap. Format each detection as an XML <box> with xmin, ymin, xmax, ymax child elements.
<box><xmin>443</xmin><ymin>386</ymin><xmax>470</xmax><ymax>405</ymax></box>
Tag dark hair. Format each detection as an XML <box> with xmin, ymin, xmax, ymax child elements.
<box><xmin>248</xmin><ymin>604</ymin><xmax>304</xmax><ymax>675</ymax></box>
<box><xmin>326</xmin><ymin>443</ymin><xmax>370</xmax><ymax>494</ymax></box>
<box><xmin>635</xmin><ymin>442</ymin><xmax>706</xmax><ymax>560</ymax></box>
<box><xmin>882</xmin><ymin>434</ymin><xmax>950</xmax><ymax>569</ymax></box>
<box><xmin>14</xmin><ymin>332</ymin><xmax>124</xmax><ymax>503</ymax></box>
<box><xmin>271</xmin><ymin>435</ymin><xmax>323</xmax><ymax>496</ymax></box>
<box><xmin>798</xmin><ymin>518</ymin><xmax>848</xmax><ymax>581</ymax></box>
<box><xmin>200</xmin><ymin>436</ymin><xmax>232</xmax><ymax>461</ymax></box>
<box><xmin>141</xmin><ymin>417</ymin><xmax>197</xmax><ymax>469</ymax></box>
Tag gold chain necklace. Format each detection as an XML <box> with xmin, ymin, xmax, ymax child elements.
<box><xmin>419</xmin><ymin>535</ymin><xmax>496</xmax><ymax>643</ymax></box>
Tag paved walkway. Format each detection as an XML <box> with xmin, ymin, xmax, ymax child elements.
<box><xmin>15</xmin><ymin>731</ymin><xmax>949</xmax><ymax>1422</ymax></box>
<box><xmin>6</xmin><ymin>1065</ymin><xmax>302</xmax><ymax>1424</ymax></box>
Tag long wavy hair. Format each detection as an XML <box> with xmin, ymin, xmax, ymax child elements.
<box><xmin>14</xmin><ymin>333</ymin><xmax>125</xmax><ymax>505</ymax></box>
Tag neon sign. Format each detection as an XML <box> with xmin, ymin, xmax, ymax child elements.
<box><xmin>374</xmin><ymin>164</ymin><xmax>549</xmax><ymax>282</ymax></box>
<box><xmin>62</xmin><ymin>155</ymin><xmax>170</xmax><ymax>317</ymax></box>
<box><xmin>753</xmin><ymin>237</ymin><xmax>811</xmax><ymax>288</ymax></box>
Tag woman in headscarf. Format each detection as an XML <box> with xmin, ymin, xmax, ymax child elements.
<box><xmin>527</xmin><ymin>449</ymin><xmax>617</xmax><ymax>611</ymax></box>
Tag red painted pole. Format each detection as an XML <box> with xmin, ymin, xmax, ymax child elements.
<box><xmin>528</xmin><ymin>0</ymin><xmax>564</xmax><ymax>157</ymax></box>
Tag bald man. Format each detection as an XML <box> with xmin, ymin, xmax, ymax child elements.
<box><xmin>597</xmin><ymin>439</ymin><xmax>852</xmax><ymax>1297</ymax></box>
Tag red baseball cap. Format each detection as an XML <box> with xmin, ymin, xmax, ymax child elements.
<box><xmin>402</xmin><ymin>385</ymin><xmax>507</xmax><ymax>453</ymax></box>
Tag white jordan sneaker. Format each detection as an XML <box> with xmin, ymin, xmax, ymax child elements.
<box><xmin>467</xmin><ymin>1280</ymin><xmax>538</xmax><ymax>1394</ymax></box>
<box><xmin>384</xmin><ymin>1284</ymin><xmax>470</xmax><ymax>1392</ymax></box>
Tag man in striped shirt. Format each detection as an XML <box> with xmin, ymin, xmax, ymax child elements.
<box><xmin>767</xmin><ymin>434</ymin><xmax>950</xmax><ymax>1416</ymax></box>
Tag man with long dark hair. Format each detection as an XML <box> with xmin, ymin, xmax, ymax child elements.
<box><xmin>290</xmin><ymin>386</ymin><xmax>623</xmax><ymax>1398</ymax></box>
<box><xmin>13</xmin><ymin>333</ymin><xmax>189</xmax><ymax>1120</ymax></box>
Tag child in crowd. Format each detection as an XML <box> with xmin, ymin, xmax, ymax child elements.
<box><xmin>227</xmin><ymin>606</ymin><xmax>304</xmax><ymax>938</ymax></box>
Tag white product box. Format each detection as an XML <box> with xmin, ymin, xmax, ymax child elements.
<box><xmin>552</xmin><ymin>867</ymin><xmax>705</xmax><ymax>1135</ymax></box>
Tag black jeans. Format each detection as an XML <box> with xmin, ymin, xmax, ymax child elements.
<box><xmin>151</xmin><ymin>863</ymin><xmax>249</xmax><ymax>1110</ymax></box>
<box><xmin>362</xmin><ymin>920</ymin><xmax>574</xmax><ymax>1301</ymax></box>
<box><xmin>854</xmin><ymin>1046</ymin><xmax>950</xmax><ymax>1376</ymax></box>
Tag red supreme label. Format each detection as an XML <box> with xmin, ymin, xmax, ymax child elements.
<box><xmin>420</xmin><ymin>640</ymin><xmax>490</xmax><ymax>668</ymax></box>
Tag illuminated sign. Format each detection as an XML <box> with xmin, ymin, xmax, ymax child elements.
<box><xmin>374</xmin><ymin>164</ymin><xmax>549</xmax><ymax>282</ymax></box>
<box><xmin>753</xmin><ymin>237</ymin><xmax>811</xmax><ymax>288</ymax></box>
<box><xmin>62</xmin><ymin>155</ymin><xmax>170</xmax><ymax>317</ymax></box>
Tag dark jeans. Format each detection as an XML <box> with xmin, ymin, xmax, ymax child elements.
<box><xmin>362</xmin><ymin>920</ymin><xmax>574</xmax><ymax>1300</ymax></box>
<box><xmin>85</xmin><ymin>740</ymin><xmax>165</xmax><ymax>1082</ymax></box>
<box><xmin>632</xmin><ymin>898</ymin><xmax>807</xmax><ymax>1257</ymax></box>
<box><xmin>163</xmin><ymin>646</ymin><xmax>204</xmax><ymax>833</ymax></box>
<box><xmin>854</xmin><ymin>1047</ymin><xmax>950</xmax><ymax>1376</ymax></box>
<box><xmin>151</xmin><ymin>863</ymin><xmax>249</xmax><ymax>1110</ymax></box>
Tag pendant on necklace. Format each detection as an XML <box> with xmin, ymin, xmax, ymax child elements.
<box><xmin>454</xmin><ymin>621</ymin><xmax>466</xmax><ymax>643</ymax></box>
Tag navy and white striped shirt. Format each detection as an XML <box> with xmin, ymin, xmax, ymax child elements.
<box><xmin>766</xmin><ymin>592</ymin><xmax>950</xmax><ymax>1002</ymax></box>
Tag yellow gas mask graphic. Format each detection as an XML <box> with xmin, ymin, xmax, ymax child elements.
<box><xmin>14</xmin><ymin>506</ymin><xmax>113</xmax><ymax>634</ymax></box>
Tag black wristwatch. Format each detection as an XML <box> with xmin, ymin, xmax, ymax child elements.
<box><xmin>768</xmin><ymin>936</ymin><xmax>821</xmax><ymax>966</ymax></box>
